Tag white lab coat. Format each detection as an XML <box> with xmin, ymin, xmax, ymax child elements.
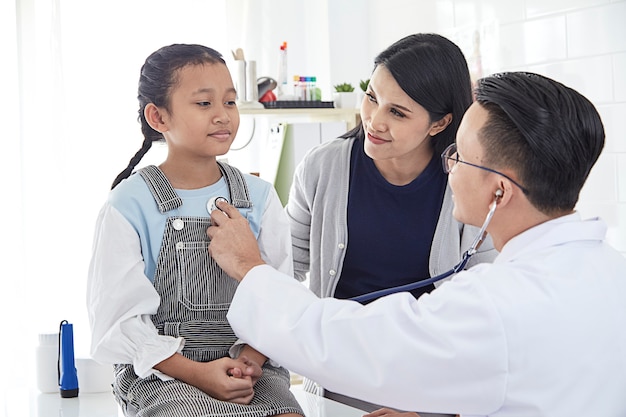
<box><xmin>227</xmin><ymin>213</ymin><xmax>626</xmax><ymax>416</ymax></box>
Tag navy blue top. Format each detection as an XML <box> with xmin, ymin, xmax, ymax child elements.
<box><xmin>334</xmin><ymin>138</ymin><xmax>447</xmax><ymax>302</ymax></box>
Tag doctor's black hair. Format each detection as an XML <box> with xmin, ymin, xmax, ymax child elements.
<box><xmin>111</xmin><ymin>44</ymin><xmax>226</xmax><ymax>189</ymax></box>
<box><xmin>475</xmin><ymin>72</ymin><xmax>605</xmax><ymax>214</ymax></box>
<box><xmin>341</xmin><ymin>33</ymin><xmax>473</xmax><ymax>157</ymax></box>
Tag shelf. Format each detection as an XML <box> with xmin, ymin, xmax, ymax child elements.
<box><xmin>238</xmin><ymin>107</ymin><xmax>361</xmax><ymax>130</ymax></box>
<box><xmin>238</xmin><ymin>107</ymin><xmax>359</xmax><ymax>116</ymax></box>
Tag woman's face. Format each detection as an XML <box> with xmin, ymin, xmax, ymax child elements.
<box><xmin>160</xmin><ymin>63</ymin><xmax>240</xmax><ymax>159</ymax></box>
<box><xmin>360</xmin><ymin>65</ymin><xmax>442</xmax><ymax>164</ymax></box>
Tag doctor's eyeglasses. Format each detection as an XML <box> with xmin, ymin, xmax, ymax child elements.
<box><xmin>441</xmin><ymin>143</ymin><xmax>530</xmax><ymax>195</ymax></box>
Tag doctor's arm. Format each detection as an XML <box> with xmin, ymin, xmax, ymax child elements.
<box><xmin>364</xmin><ymin>409</ymin><xmax>421</xmax><ymax>417</ymax></box>
<box><xmin>208</xmin><ymin>202</ymin><xmax>508</xmax><ymax>413</ymax></box>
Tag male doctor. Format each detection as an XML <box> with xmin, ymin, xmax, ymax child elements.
<box><xmin>207</xmin><ymin>72</ymin><xmax>626</xmax><ymax>416</ymax></box>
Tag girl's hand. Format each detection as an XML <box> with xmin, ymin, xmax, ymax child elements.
<box><xmin>154</xmin><ymin>353</ymin><xmax>255</xmax><ymax>404</ymax></box>
<box><xmin>192</xmin><ymin>357</ymin><xmax>256</xmax><ymax>404</ymax></box>
<box><xmin>363</xmin><ymin>408</ymin><xmax>421</xmax><ymax>417</ymax></box>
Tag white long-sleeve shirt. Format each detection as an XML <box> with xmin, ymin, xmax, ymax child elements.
<box><xmin>228</xmin><ymin>213</ymin><xmax>626</xmax><ymax>416</ymax></box>
<box><xmin>87</xmin><ymin>172</ymin><xmax>292</xmax><ymax>378</ymax></box>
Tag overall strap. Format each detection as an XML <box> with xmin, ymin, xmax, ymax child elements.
<box><xmin>138</xmin><ymin>165</ymin><xmax>183</xmax><ymax>213</ymax></box>
<box><xmin>217</xmin><ymin>161</ymin><xmax>252</xmax><ymax>209</ymax></box>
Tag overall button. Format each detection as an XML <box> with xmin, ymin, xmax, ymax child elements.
<box><xmin>337</xmin><ymin>243</ymin><xmax>345</xmax><ymax>249</ymax></box>
<box><xmin>172</xmin><ymin>219</ymin><xmax>184</xmax><ymax>230</ymax></box>
<box><xmin>176</xmin><ymin>242</ymin><xmax>184</xmax><ymax>250</ymax></box>
<box><xmin>329</xmin><ymin>269</ymin><xmax>336</xmax><ymax>276</ymax></box>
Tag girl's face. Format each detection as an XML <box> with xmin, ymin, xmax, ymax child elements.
<box><xmin>161</xmin><ymin>63</ymin><xmax>239</xmax><ymax>160</ymax></box>
<box><xmin>360</xmin><ymin>65</ymin><xmax>444</xmax><ymax>164</ymax></box>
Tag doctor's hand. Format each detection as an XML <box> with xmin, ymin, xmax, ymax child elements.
<box><xmin>364</xmin><ymin>408</ymin><xmax>421</xmax><ymax>417</ymax></box>
<box><xmin>207</xmin><ymin>200</ymin><xmax>266</xmax><ymax>281</ymax></box>
<box><xmin>227</xmin><ymin>354</ymin><xmax>263</xmax><ymax>386</ymax></box>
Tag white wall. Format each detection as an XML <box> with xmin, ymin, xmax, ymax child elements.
<box><xmin>335</xmin><ymin>0</ymin><xmax>626</xmax><ymax>257</ymax></box>
<box><xmin>435</xmin><ymin>0</ymin><xmax>626</xmax><ymax>255</ymax></box>
<box><xmin>247</xmin><ymin>0</ymin><xmax>626</xmax><ymax>255</ymax></box>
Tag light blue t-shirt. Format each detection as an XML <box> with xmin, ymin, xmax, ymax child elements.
<box><xmin>108</xmin><ymin>170</ymin><xmax>271</xmax><ymax>282</ymax></box>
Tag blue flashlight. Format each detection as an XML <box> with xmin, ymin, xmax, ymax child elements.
<box><xmin>58</xmin><ymin>320</ymin><xmax>79</xmax><ymax>398</ymax></box>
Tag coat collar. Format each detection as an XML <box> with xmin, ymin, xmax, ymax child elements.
<box><xmin>495</xmin><ymin>212</ymin><xmax>607</xmax><ymax>264</ymax></box>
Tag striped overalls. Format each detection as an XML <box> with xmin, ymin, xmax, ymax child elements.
<box><xmin>112</xmin><ymin>163</ymin><xmax>302</xmax><ymax>417</ymax></box>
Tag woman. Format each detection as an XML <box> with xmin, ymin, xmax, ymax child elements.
<box><xmin>285</xmin><ymin>33</ymin><xmax>496</xmax><ymax>412</ymax></box>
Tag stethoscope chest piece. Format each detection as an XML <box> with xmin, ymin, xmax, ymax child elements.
<box><xmin>207</xmin><ymin>196</ymin><xmax>229</xmax><ymax>215</ymax></box>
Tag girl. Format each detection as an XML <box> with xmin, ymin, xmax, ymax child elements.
<box><xmin>87</xmin><ymin>44</ymin><xmax>302</xmax><ymax>417</ymax></box>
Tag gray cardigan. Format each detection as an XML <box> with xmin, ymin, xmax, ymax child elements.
<box><xmin>286</xmin><ymin>137</ymin><xmax>497</xmax><ymax>298</ymax></box>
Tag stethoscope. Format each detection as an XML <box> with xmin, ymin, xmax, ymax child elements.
<box><xmin>350</xmin><ymin>189</ymin><xmax>503</xmax><ymax>304</ymax></box>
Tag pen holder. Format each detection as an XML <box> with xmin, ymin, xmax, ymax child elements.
<box><xmin>232</xmin><ymin>59</ymin><xmax>264</xmax><ymax>109</ymax></box>
<box><xmin>234</xmin><ymin>60</ymin><xmax>247</xmax><ymax>102</ymax></box>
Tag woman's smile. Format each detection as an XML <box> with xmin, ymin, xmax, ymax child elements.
<box><xmin>366</xmin><ymin>131</ymin><xmax>390</xmax><ymax>145</ymax></box>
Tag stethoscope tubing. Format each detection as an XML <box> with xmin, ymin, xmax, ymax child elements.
<box><xmin>349</xmin><ymin>251</ymin><xmax>472</xmax><ymax>303</ymax></box>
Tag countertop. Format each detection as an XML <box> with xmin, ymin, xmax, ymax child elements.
<box><xmin>10</xmin><ymin>386</ymin><xmax>367</xmax><ymax>417</ymax></box>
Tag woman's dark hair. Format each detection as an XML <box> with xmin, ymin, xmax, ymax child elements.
<box><xmin>111</xmin><ymin>44</ymin><xmax>225</xmax><ymax>189</ymax></box>
<box><xmin>341</xmin><ymin>33</ymin><xmax>473</xmax><ymax>157</ymax></box>
<box><xmin>475</xmin><ymin>72</ymin><xmax>605</xmax><ymax>214</ymax></box>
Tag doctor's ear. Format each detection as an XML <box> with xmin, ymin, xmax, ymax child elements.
<box><xmin>493</xmin><ymin>181</ymin><xmax>516</xmax><ymax>206</ymax></box>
